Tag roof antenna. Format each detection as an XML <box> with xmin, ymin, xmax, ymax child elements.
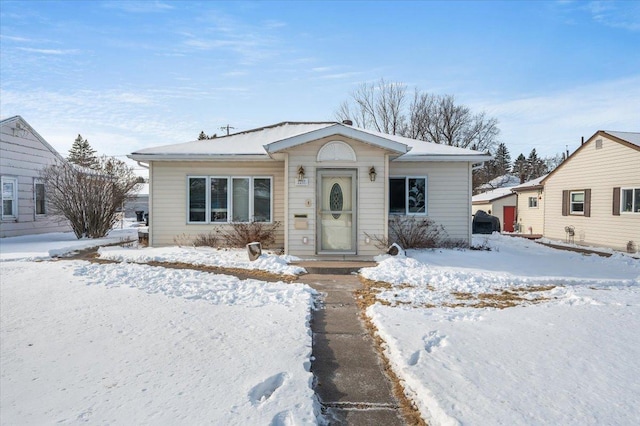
<box><xmin>220</xmin><ymin>124</ymin><xmax>235</xmax><ymax>136</ymax></box>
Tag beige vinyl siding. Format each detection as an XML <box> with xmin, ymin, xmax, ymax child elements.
<box><xmin>0</xmin><ymin>120</ymin><xmax>70</xmax><ymax>237</ymax></box>
<box><xmin>544</xmin><ymin>136</ymin><xmax>640</xmax><ymax>251</ymax></box>
<box><xmin>149</xmin><ymin>161</ymin><xmax>285</xmax><ymax>247</ymax></box>
<box><xmin>285</xmin><ymin>136</ymin><xmax>387</xmax><ymax>257</ymax></box>
<box><xmin>390</xmin><ymin>161</ymin><xmax>471</xmax><ymax>244</ymax></box>
<box><xmin>515</xmin><ymin>189</ymin><xmax>545</xmax><ymax>234</ymax></box>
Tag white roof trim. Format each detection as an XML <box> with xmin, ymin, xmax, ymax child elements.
<box><xmin>393</xmin><ymin>154</ymin><xmax>492</xmax><ymax>162</ymax></box>
<box><xmin>128</xmin><ymin>153</ymin><xmax>273</xmax><ymax>162</ymax></box>
<box><xmin>264</xmin><ymin>123</ymin><xmax>410</xmax><ymax>154</ymax></box>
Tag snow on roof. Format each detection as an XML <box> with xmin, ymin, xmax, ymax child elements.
<box><xmin>605</xmin><ymin>131</ymin><xmax>640</xmax><ymax>148</ymax></box>
<box><xmin>477</xmin><ymin>174</ymin><xmax>521</xmax><ymax>191</ymax></box>
<box><xmin>472</xmin><ymin>186</ymin><xmax>517</xmax><ymax>203</ymax></box>
<box><xmin>511</xmin><ymin>174</ymin><xmax>548</xmax><ymax>191</ymax></box>
<box><xmin>130</xmin><ymin>121</ymin><xmax>491</xmax><ymax>161</ymax></box>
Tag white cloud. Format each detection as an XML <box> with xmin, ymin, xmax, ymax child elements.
<box><xmin>472</xmin><ymin>75</ymin><xmax>640</xmax><ymax>156</ymax></box>
<box><xmin>16</xmin><ymin>47</ymin><xmax>79</xmax><ymax>55</ymax></box>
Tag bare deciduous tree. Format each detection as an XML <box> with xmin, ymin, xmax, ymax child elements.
<box><xmin>41</xmin><ymin>156</ymin><xmax>139</xmax><ymax>239</ymax></box>
<box><xmin>336</xmin><ymin>79</ymin><xmax>500</xmax><ymax>152</ymax></box>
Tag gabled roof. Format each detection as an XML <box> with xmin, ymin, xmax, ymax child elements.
<box><xmin>511</xmin><ymin>174</ymin><xmax>548</xmax><ymax>192</ymax></box>
<box><xmin>472</xmin><ymin>186</ymin><xmax>517</xmax><ymax>204</ymax></box>
<box><xmin>129</xmin><ymin>121</ymin><xmax>491</xmax><ymax>162</ymax></box>
<box><xmin>0</xmin><ymin>115</ymin><xmax>65</xmax><ymax>162</ymax></box>
<box><xmin>541</xmin><ymin>130</ymin><xmax>639</xmax><ymax>184</ymax></box>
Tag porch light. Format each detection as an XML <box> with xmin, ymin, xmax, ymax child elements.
<box><xmin>298</xmin><ymin>166</ymin><xmax>305</xmax><ymax>180</ymax></box>
<box><xmin>369</xmin><ymin>166</ymin><xmax>377</xmax><ymax>182</ymax></box>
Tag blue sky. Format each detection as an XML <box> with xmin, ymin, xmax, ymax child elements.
<box><xmin>1</xmin><ymin>0</ymin><xmax>638</xmax><ymax>172</ymax></box>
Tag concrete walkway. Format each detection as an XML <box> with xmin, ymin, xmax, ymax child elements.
<box><xmin>297</xmin><ymin>265</ymin><xmax>405</xmax><ymax>425</ymax></box>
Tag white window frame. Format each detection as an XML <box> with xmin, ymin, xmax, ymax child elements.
<box><xmin>389</xmin><ymin>176</ymin><xmax>428</xmax><ymax>216</ymax></box>
<box><xmin>570</xmin><ymin>190</ymin><xmax>585</xmax><ymax>215</ymax></box>
<box><xmin>621</xmin><ymin>187</ymin><xmax>640</xmax><ymax>214</ymax></box>
<box><xmin>186</xmin><ymin>176</ymin><xmax>273</xmax><ymax>224</ymax></box>
<box><xmin>528</xmin><ymin>196</ymin><xmax>538</xmax><ymax>208</ymax></box>
<box><xmin>2</xmin><ymin>176</ymin><xmax>18</xmax><ymax>219</ymax></box>
<box><xmin>34</xmin><ymin>179</ymin><xmax>46</xmax><ymax>216</ymax></box>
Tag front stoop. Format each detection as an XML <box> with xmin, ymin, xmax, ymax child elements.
<box><xmin>302</xmin><ymin>273</ymin><xmax>405</xmax><ymax>425</ymax></box>
<box><xmin>293</xmin><ymin>261</ymin><xmax>377</xmax><ymax>275</ymax></box>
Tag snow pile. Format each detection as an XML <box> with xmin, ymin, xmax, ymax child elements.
<box><xmin>363</xmin><ymin>234</ymin><xmax>639</xmax><ymax>306</ymax></box>
<box><xmin>0</xmin><ymin>228</ymin><xmax>138</xmax><ymax>261</ymax></box>
<box><xmin>98</xmin><ymin>245</ymin><xmax>306</xmax><ymax>276</ymax></box>
<box><xmin>362</xmin><ymin>234</ymin><xmax>640</xmax><ymax>425</ymax></box>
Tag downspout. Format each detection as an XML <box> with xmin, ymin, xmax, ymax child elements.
<box><xmin>468</xmin><ymin>162</ymin><xmax>473</xmax><ymax>246</ymax></box>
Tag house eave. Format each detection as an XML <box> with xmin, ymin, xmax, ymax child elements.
<box><xmin>127</xmin><ymin>153</ymin><xmax>273</xmax><ymax>162</ymax></box>
<box><xmin>393</xmin><ymin>154</ymin><xmax>493</xmax><ymax>162</ymax></box>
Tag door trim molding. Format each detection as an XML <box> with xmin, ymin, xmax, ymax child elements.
<box><xmin>316</xmin><ymin>168</ymin><xmax>358</xmax><ymax>255</ymax></box>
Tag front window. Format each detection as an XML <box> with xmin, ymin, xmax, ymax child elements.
<box><xmin>621</xmin><ymin>188</ymin><xmax>640</xmax><ymax>213</ymax></box>
<box><xmin>188</xmin><ymin>176</ymin><xmax>272</xmax><ymax>224</ymax></box>
<box><xmin>528</xmin><ymin>196</ymin><xmax>538</xmax><ymax>208</ymax></box>
<box><xmin>570</xmin><ymin>191</ymin><xmax>584</xmax><ymax>214</ymax></box>
<box><xmin>389</xmin><ymin>176</ymin><xmax>427</xmax><ymax>215</ymax></box>
<box><xmin>2</xmin><ymin>177</ymin><xmax>18</xmax><ymax>219</ymax></box>
<box><xmin>35</xmin><ymin>182</ymin><xmax>46</xmax><ymax>215</ymax></box>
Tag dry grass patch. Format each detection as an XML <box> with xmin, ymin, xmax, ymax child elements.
<box><xmin>451</xmin><ymin>286</ymin><xmax>557</xmax><ymax>309</ymax></box>
<box><xmin>354</xmin><ymin>288</ymin><xmax>427</xmax><ymax>425</ymax></box>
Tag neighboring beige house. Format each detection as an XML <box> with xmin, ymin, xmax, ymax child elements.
<box><xmin>471</xmin><ymin>186</ymin><xmax>517</xmax><ymax>232</ymax></box>
<box><xmin>511</xmin><ymin>174</ymin><xmax>547</xmax><ymax>236</ymax></box>
<box><xmin>1</xmin><ymin>116</ymin><xmax>70</xmax><ymax>237</ymax></box>
<box><xmin>541</xmin><ymin>130</ymin><xmax>640</xmax><ymax>252</ymax></box>
<box><xmin>129</xmin><ymin>121</ymin><xmax>490</xmax><ymax>258</ymax></box>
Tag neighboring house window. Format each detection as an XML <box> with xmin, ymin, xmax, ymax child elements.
<box><xmin>389</xmin><ymin>177</ymin><xmax>427</xmax><ymax>215</ymax></box>
<box><xmin>621</xmin><ymin>188</ymin><xmax>640</xmax><ymax>213</ymax></box>
<box><xmin>35</xmin><ymin>181</ymin><xmax>46</xmax><ymax>215</ymax></box>
<box><xmin>570</xmin><ymin>191</ymin><xmax>585</xmax><ymax>214</ymax></box>
<box><xmin>562</xmin><ymin>189</ymin><xmax>591</xmax><ymax>217</ymax></box>
<box><xmin>2</xmin><ymin>176</ymin><xmax>18</xmax><ymax>219</ymax></box>
<box><xmin>188</xmin><ymin>176</ymin><xmax>272</xmax><ymax>224</ymax></box>
<box><xmin>528</xmin><ymin>196</ymin><xmax>538</xmax><ymax>208</ymax></box>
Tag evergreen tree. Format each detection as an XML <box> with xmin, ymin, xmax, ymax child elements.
<box><xmin>513</xmin><ymin>153</ymin><xmax>527</xmax><ymax>184</ymax></box>
<box><xmin>494</xmin><ymin>143</ymin><xmax>511</xmax><ymax>175</ymax></box>
<box><xmin>198</xmin><ymin>131</ymin><xmax>208</xmax><ymax>140</ymax></box>
<box><xmin>67</xmin><ymin>134</ymin><xmax>98</xmax><ymax>169</ymax></box>
<box><xmin>527</xmin><ymin>148</ymin><xmax>547</xmax><ymax>180</ymax></box>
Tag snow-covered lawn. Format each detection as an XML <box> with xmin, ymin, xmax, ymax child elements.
<box><xmin>4</xmin><ymin>229</ymin><xmax>640</xmax><ymax>425</ymax></box>
<box><xmin>362</xmin><ymin>234</ymin><xmax>640</xmax><ymax>425</ymax></box>
<box><xmin>0</xmin><ymin>231</ymin><xmax>318</xmax><ymax>425</ymax></box>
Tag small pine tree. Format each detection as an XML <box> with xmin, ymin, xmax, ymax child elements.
<box><xmin>494</xmin><ymin>143</ymin><xmax>511</xmax><ymax>175</ymax></box>
<box><xmin>67</xmin><ymin>134</ymin><xmax>99</xmax><ymax>169</ymax></box>
<box><xmin>527</xmin><ymin>148</ymin><xmax>547</xmax><ymax>180</ymax></box>
<box><xmin>513</xmin><ymin>153</ymin><xmax>527</xmax><ymax>184</ymax></box>
<box><xmin>198</xmin><ymin>131</ymin><xmax>208</xmax><ymax>140</ymax></box>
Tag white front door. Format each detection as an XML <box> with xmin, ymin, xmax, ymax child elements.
<box><xmin>317</xmin><ymin>169</ymin><xmax>357</xmax><ymax>254</ymax></box>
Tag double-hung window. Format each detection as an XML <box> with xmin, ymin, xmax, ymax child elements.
<box><xmin>188</xmin><ymin>176</ymin><xmax>272</xmax><ymax>223</ymax></box>
<box><xmin>621</xmin><ymin>188</ymin><xmax>640</xmax><ymax>213</ymax></box>
<box><xmin>528</xmin><ymin>196</ymin><xmax>538</xmax><ymax>208</ymax></box>
<box><xmin>570</xmin><ymin>191</ymin><xmax>585</xmax><ymax>214</ymax></box>
<box><xmin>389</xmin><ymin>177</ymin><xmax>427</xmax><ymax>215</ymax></box>
<box><xmin>2</xmin><ymin>176</ymin><xmax>18</xmax><ymax>219</ymax></box>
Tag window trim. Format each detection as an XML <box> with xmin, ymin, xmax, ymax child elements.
<box><xmin>569</xmin><ymin>190</ymin><xmax>585</xmax><ymax>215</ymax></box>
<box><xmin>528</xmin><ymin>196</ymin><xmax>538</xmax><ymax>209</ymax></box>
<box><xmin>186</xmin><ymin>176</ymin><xmax>273</xmax><ymax>224</ymax></box>
<box><xmin>389</xmin><ymin>175</ymin><xmax>428</xmax><ymax>216</ymax></box>
<box><xmin>620</xmin><ymin>187</ymin><xmax>640</xmax><ymax>214</ymax></box>
<box><xmin>2</xmin><ymin>176</ymin><xmax>18</xmax><ymax>220</ymax></box>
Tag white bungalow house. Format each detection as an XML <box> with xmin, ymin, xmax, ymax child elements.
<box><xmin>1</xmin><ymin>116</ymin><xmax>70</xmax><ymax>237</ymax></box>
<box><xmin>129</xmin><ymin>121</ymin><xmax>490</xmax><ymax>258</ymax></box>
<box><xmin>471</xmin><ymin>186</ymin><xmax>517</xmax><ymax>232</ymax></box>
<box><xmin>541</xmin><ymin>130</ymin><xmax>639</xmax><ymax>253</ymax></box>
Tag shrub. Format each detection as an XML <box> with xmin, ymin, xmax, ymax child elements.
<box><xmin>366</xmin><ymin>216</ymin><xmax>449</xmax><ymax>249</ymax></box>
<box><xmin>217</xmin><ymin>221</ymin><xmax>281</xmax><ymax>248</ymax></box>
